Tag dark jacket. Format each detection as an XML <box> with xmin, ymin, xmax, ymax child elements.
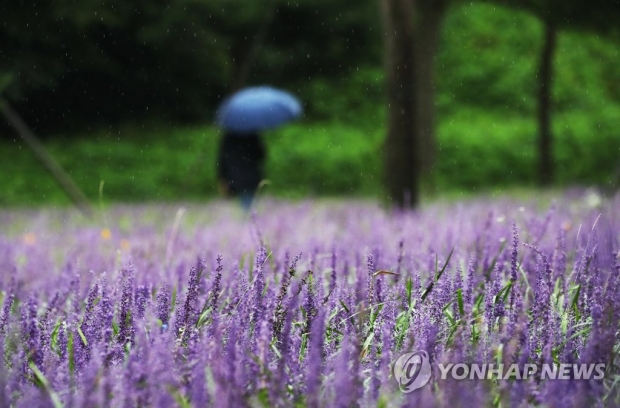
<box><xmin>217</xmin><ymin>133</ymin><xmax>265</xmax><ymax>195</ymax></box>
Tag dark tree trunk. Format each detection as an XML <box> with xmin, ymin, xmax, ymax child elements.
<box><xmin>380</xmin><ymin>0</ymin><xmax>419</xmax><ymax>208</ymax></box>
<box><xmin>538</xmin><ymin>20</ymin><xmax>556</xmax><ymax>186</ymax></box>
<box><xmin>0</xmin><ymin>99</ymin><xmax>93</xmax><ymax>217</ymax></box>
<box><xmin>414</xmin><ymin>0</ymin><xmax>449</xmax><ymax>191</ymax></box>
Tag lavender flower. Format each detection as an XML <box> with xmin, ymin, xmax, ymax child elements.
<box><xmin>0</xmin><ymin>194</ymin><xmax>617</xmax><ymax>406</ymax></box>
<box><xmin>118</xmin><ymin>266</ymin><xmax>135</xmax><ymax>347</ymax></box>
<box><xmin>209</xmin><ymin>255</ymin><xmax>224</xmax><ymax>312</ymax></box>
<box><xmin>134</xmin><ymin>285</ymin><xmax>149</xmax><ymax>320</ymax></box>
<box><xmin>273</xmin><ymin>253</ymin><xmax>301</xmax><ymax>340</ymax></box>
<box><xmin>156</xmin><ymin>284</ymin><xmax>171</xmax><ymax>331</ymax></box>
<box><xmin>366</xmin><ymin>254</ymin><xmax>375</xmax><ymax>306</ymax></box>
<box><xmin>305</xmin><ymin>309</ymin><xmax>325</xmax><ymax>408</ymax></box>
<box><xmin>0</xmin><ymin>293</ymin><xmax>14</xmax><ymax>335</ymax></box>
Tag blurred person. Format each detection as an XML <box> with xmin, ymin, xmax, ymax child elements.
<box><xmin>217</xmin><ymin>131</ymin><xmax>266</xmax><ymax>210</ymax></box>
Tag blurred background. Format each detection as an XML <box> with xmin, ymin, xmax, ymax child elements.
<box><xmin>1</xmin><ymin>0</ymin><xmax>619</xmax><ymax>207</ymax></box>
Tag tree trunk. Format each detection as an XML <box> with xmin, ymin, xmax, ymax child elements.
<box><xmin>380</xmin><ymin>0</ymin><xmax>419</xmax><ymax>208</ymax></box>
<box><xmin>414</xmin><ymin>0</ymin><xmax>449</xmax><ymax>191</ymax></box>
<box><xmin>0</xmin><ymin>98</ymin><xmax>93</xmax><ymax>217</ymax></box>
<box><xmin>538</xmin><ymin>20</ymin><xmax>556</xmax><ymax>186</ymax></box>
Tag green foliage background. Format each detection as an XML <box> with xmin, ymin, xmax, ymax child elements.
<box><xmin>1</xmin><ymin>2</ymin><xmax>619</xmax><ymax>205</ymax></box>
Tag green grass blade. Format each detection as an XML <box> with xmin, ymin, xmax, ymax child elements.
<box><xmin>29</xmin><ymin>362</ymin><xmax>63</xmax><ymax>408</ymax></box>
<box><xmin>421</xmin><ymin>246</ymin><xmax>455</xmax><ymax>302</ymax></box>
<box><xmin>77</xmin><ymin>327</ymin><xmax>88</xmax><ymax>347</ymax></box>
<box><xmin>456</xmin><ymin>288</ymin><xmax>465</xmax><ymax>316</ymax></box>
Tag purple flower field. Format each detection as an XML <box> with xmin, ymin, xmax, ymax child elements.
<box><xmin>1</xmin><ymin>192</ymin><xmax>619</xmax><ymax>407</ymax></box>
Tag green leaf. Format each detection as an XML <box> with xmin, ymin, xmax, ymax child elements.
<box><xmin>445</xmin><ymin>321</ymin><xmax>461</xmax><ymax>347</ymax></box>
<box><xmin>168</xmin><ymin>386</ymin><xmax>192</xmax><ymax>408</ymax></box>
<box><xmin>603</xmin><ymin>374</ymin><xmax>620</xmax><ymax>403</ymax></box>
<box><xmin>496</xmin><ymin>343</ymin><xmax>504</xmax><ymax>366</ymax></box>
<box><xmin>68</xmin><ymin>331</ymin><xmax>75</xmax><ymax>377</ymax></box>
<box><xmin>394</xmin><ymin>311</ymin><xmax>409</xmax><ymax>330</ymax></box>
<box><xmin>557</xmin><ymin>319</ymin><xmax>592</xmax><ymax>350</ymax></box>
<box><xmin>484</xmin><ymin>240</ymin><xmax>507</xmax><ymax>279</ymax></box>
<box><xmin>444</xmin><ymin>308</ymin><xmax>456</xmax><ymax>326</ymax></box>
<box><xmin>421</xmin><ymin>246</ymin><xmax>455</xmax><ymax>302</ymax></box>
<box><xmin>300</xmin><ymin>305</ymin><xmax>307</xmax><ymax>320</ymax></box>
<box><xmin>406</xmin><ymin>277</ymin><xmax>413</xmax><ymax>308</ymax></box>
<box><xmin>394</xmin><ymin>312</ymin><xmax>410</xmax><ymax>351</ymax></box>
<box><xmin>77</xmin><ymin>326</ymin><xmax>88</xmax><ymax>346</ymax></box>
<box><xmin>50</xmin><ymin>319</ymin><xmax>62</xmax><ymax>355</ymax></box>
<box><xmin>369</xmin><ymin>303</ymin><xmax>384</xmax><ymax>327</ymax></box>
<box><xmin>196</xmin><ymin>307</ymin><xmax>213</xmax><ymax>329</ymax></box>
<box><xmin>339</xmin><ymin>300</ymin><xmax>350</xmax><ymax>314</ymax></box>
<box><xmin>112</xmin><ymin>320</ymin><xmax>120</xmax><ymax>337</ymax></box>
<box><xmin>436</xmin><ymin>246</ymin><xmax>455</xmax><ymax>282</ymax></box>
<box><xmin>567</xmin><ymin>284</ymin><xmax>582</xmax><ymax>320</ymax></box>
<box><xmin>456</xmin><ymin>288</ymin><xmax>465</xmax><ymax>316</ymax></box>
<box><xmin>330</xmin><ymin>328</ymin><xmax>344</xmax><ymax>336</ymax></box>
<box><xmin>518</xmin><ymin>265</ymin><xmax>532</xmax><ymax>300</ymax></box>
<box><xmin>257</xmin><ymin>388</ymin><xmax>271</xmax><ymax>407</ymax></box>
<box><xmin>328</xmin><ymin>307</ymin><xmax>340</xmax><ymax>322</ymax></box>
<box><xmin>29</xmin><ymin>362</ymin><xmax>63</xmax><ymax>408</ymax></box>
<box><xmin>494</xmin><ymin>282</ymin><xmax>513</xmax><ymax>305</ymax></box>
<box><xmin>360</xmin><ymin>332</ymin><xmax>375</xmax><ymax>359</ymax></box>
<box><xmin>473</xmin><ymin>293</ymin><xmax>484</xmax><ymax>313</ymax></box>
<box><xmin>270</xmin><ymin>337</ymin><xmax>282</xmax><ymax>359</ymax></box>
<box><xmin>552</xmin><ymin>278</ymin><xmax>563</xmax><ymax>308</ymax></box>
<box><xmin>171</xmin><ymin>285</ymin><xmax>178</xmax><ymax>313</ymax></box>
<box><xmin>299</xmin><ymin>333</ymin><xmax>308</xmax><ymax>361</ymax></box>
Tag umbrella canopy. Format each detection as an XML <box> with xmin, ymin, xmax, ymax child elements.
<box><xmin>216</xmin><ymin>86</ymin><xmax>302</xmax><ymax>133</ymax></box>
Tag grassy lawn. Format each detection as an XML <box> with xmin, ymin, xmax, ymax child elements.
<box><xmin>1</xmin><ymin>108</ymin><xmax>618</xmax><ymax>208</ymax></box>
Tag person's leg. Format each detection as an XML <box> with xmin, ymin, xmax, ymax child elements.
<box><xmin>239</xmin><ymin>192</ymin><xmax>254</xmax><ymax>211</ymax></box>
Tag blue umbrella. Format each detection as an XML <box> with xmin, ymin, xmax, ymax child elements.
<box><xmin>216</xmin><ymin>86</ymin><xmax>302</xmax><ymax>133</ymax></box>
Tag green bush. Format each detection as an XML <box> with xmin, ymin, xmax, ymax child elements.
<box><xmin>265</xmin><ymin>122</ymin><xmax>383</xmax><ymax>197</ymax></box>
<box><xmin>435</xmin><ymin>110</ymin><xmax>538</xmax><ymax>189</ymax></box>
<box><xmin>0</xmin><ymin>124</ymin><xmax>221</xmax><ymax>206</ymax></box>
<box><xmin>553</xmin><ymin>107</ymin><xmax>620</xmax><ymax>186</ymax></box>
<box><xmin>2</xmin><ymin>107</ymin><xmax>618</xmax><ymax>207</ymax></box>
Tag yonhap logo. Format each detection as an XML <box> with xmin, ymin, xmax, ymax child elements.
<box><xmin>392</xmin><ymin>350</ymin><xmax>606</xmax><ymax>393</ymax></box>
<box><xmin>393</xmin><ymin>350</ymin><xmax>432</xmax><ymax>392</ymax></box>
